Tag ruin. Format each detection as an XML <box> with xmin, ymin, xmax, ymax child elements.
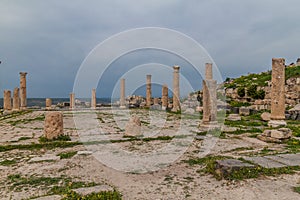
<box><xmin>120</xmin><ymin>78</ymin><xmax>126</xmax><ymax>108</ymax></box>
<box><xmin>69</xmin><ymin>93</ymin><xmax>75</xmax><ymax>109</ymax></box>
<box><xmin>3</xmin><ymin>90</ymin><xmax>12</xmax><ymax>112</ymax></box>
<box><xmin>171</xmin><ymin>65</ymin><xmax>180</xmax><ymax>112</ymax></box>
<box><xmin>268</xmin><ymin>58</ymin><xmax>287</xmax><ymax>127</ymax></box>
<box><xmin>91</xmin><ymin>88</ymin><xmax>96</xmax><ymax>109</ymax></box>
<box><xmin>201</xmin><ymin>63</ymin><xmax>218</xmax><ymax>127</ymax></box>
<box><xmin>146</xmin><ymin>75</ymin><xmax>152</xmax><ymax>107</ymax></box>
<box><xmin>44</xmin><ymin>111</ymin><xmax>64</xmax><ymax>140</ymax></box>
<box><xmin>45</xmin><ymin>98</ymin><xmax>52</xmax><ymax>110</ymax></box>
<box><xmin>12</xmin><ymin>87</ymin><xmax>20</xmax><ymax>111</ymax></box>
<box><xmin>161</xmin><ymin>84</ymin><xmax>168</xmax><ymax>110</ymax></box>
<box><xmin>19</xmin><ymin>72</ymin><xmax>27</xmax><ymax>110</ymax></box>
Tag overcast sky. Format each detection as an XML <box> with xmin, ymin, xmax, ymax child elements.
<box><xmin>1</xmin><ymin>0</ymin><xmax>300</xmax><ymax>98</ymax></box>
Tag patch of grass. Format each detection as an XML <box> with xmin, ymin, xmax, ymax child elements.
<box><xmin>294</xmin><ymin>186</ymin><xmax>300</xmax><ymax>194</ymax></box>
<box><xmin>229</xmin><ymin>101</ymin><xmax>251</xmax><ymax>108</ymax></box>
<box><xmin>287</xmin><ymin>125</ymin><xmax>300</xmax><ymax>137</ymax></box>
<box><xmin>0</xmin><ymin>141</ymin><xmax>81</xmax><ymax>152</ymax></box>
<box><xmin>224</xmin><ymin>119</ymin><xmax>266</xmax><ymax>127</ymax></box>
<box><xmin>57</xmin><ymin>151</ymin><xmax>77</xmax><ymax>159</ymax></box>
<box><xmin>225</xmin><ymin>128</ymin><xmax>262</xmax><ymax>135</ymax></box>
<box><xmin>7</xmin><ymin>114</ymin><xmax>45</xmax><ymax>126</ymax></box>
<box><xmin>285</xmin><ymin>138</ymin><xmax>300</xmax><ymax>153</ymax></box>
<box><xmin>0</xmin><ymin>159</ymin><xmax>17</xmax><ymax>166</ymax></box>
<box><xmin>0</xmin><ymin>110</ymin><xmax>32</xmax><ymax>121</ymax></box>
<box><xmin>39</xmin><ymin>135</ymin><xmax>71</xmax><ymax>143</ymax></box>
<box><xmin>61</xmin><ymin>190</ymin><xmax>122</xmax><ymax>200</ymax></box>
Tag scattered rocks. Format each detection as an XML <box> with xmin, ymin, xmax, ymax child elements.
<box><xmin>77</xmin><ymin>151</ymin><xmax>93</xmax><ymax>155</ymax></box>
<box><xmin>239</xmin><ymin>106</ymin><xmax>250</xmax><ymax>116</ymax></box>
<box><xmin>184</xmin><ymin>108</ymin><xmax>195</xmax><ymax>114</ymax></box>
<box><xmin>227</xmin><ymin>114</ymin><xmax>241</xmax><ymax>121</ymax></box>
<box><xmin>29</xmin><ymin>154</ymin><xmax>60</xmax><ymax>163</ymax></box>
<box><xmin>31</xmin><ymin>195</ymin><xmax>61</xmax><ymax>200</ymax></box>
<box><xmin>258</xmin><ymin>128</ymin><xmax>292</xmax><ymax>143</ymax></box>
<box><xmin>124</xmin><ymin>116</ymin><xmax>142</xmax><ymax>137</ymax></box>
<box><xmin>268</xmin><ymin>120</ymin><xmax>287</xmax><ymax>128</ymax></box>
<box><xmin>215</xmin><ymin>159</ymin><xmax>255</xmax><ymax>178</ymax></box>
<box><xmin>44</xmin><ymin>112</ymin><xmax>64</xmax><ymax>140</ymax></box>
<box><xmin>261</xmin><ymin>112</ymin><xmax>271</xmax><ymax>121</ymax></box>
<box><xmin>72</xmin><ymin>185</ymin><xmax>113</xmax><ymax>196</ymax></box>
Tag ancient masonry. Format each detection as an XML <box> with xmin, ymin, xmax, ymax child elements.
<box><xmin>201</xmin><ymin>63</ymin><xmax>218</xmax><ymax>126</ymax></box>
<box><xmin>44</xmin><ymin>111</ymin><xmax>64</xmax><ymax>140</ymax></box>
<box><xmin>19</xmin><ymin>72</ymin><xmax>27</xmax><ymax>110</ymax></box>
<box><xmin>3</xmin><ymin>90</ymin><xmax>12</xmax><ymax>112</ymax></box>
<box><xmin>69</xmin><ymin>93</ymin><xmax>75</xmax><ymax>109</ymax></box>
<box><xmin>91</xmin><ymin>88</ymin><xmax>96</xmax><ymax>109</ymax></box>
<box><xmin>13</xmin><ymin>87</ymin><xmax>20</xmax><ymax>111</ymax></box>
<box><xmin>172</xmin><ymin>65</ymin><xmax>180</xmax><ymax>112</ymax></box>
<box><xmin>45</xmin><ymin>98</ymin><xmax>52</xmax><ymax>110</ymax></box>
<box><xmin>120</xmin><ymin>78</ymin><xmax>126</xmax><ymax>108</ymax></box>
<box><xmin>146</xmin><ymin>75</ymin><xmax>152</xmax><ymax>107</ymax></box>
<box><xmin>161</xmin><ymin>84</ymin><xmax>168</xmax><ymax>110</ymax></box>
<box><xmin>269</xmin><ymin>58</ymin><xmax>287</xmax><ymax>127</ymax></box>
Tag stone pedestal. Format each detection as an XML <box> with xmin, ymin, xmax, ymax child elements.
<box><xmin>124</xmin><ymin>116</ymin><xmax>142</xmax><ymax>137</ymax></box>
<box><xmin>19</xmin><ymin>72</ymin><xmax>27</xmax><ymax>110</ymax></box>
<box><xmin>146</xmin><ymin>75</ymin><xmax>152</xmax><ymax>107</ymax></box>
<box><xmin>161</xmin><ymin>84</ymin><xmax>168</xmax><ymax>110</ymax></box>
<box><xmin>44</xmin><ymin>112</ymin><xmax>64</xmax><ymax>140</ymax></box>
<box><xmin>69</xmin><ymin>93</ymin><xmax>75</xmax><ymax>109</ymax></box>
<box><xmin>3</xmin><ymin>90</ymin><xmax>12</xmax><ymax>112</ymax></box>
<box><xmin>172</xmin><ymin>66</ymin><xmax>180</xmax><ymax>112</ymax></box>
<box><xmin>45</xmin><ymin>98</ymin><xmax>52</xmax><ymax>110</ymax></box>
<box><xmin>91</xmin><ymin>88</ymin><xmax>96</xmax><ymax>109</ymax></box>
<box><xmin>120</xmin><ymin>78</ymin><xmax>126</xmax><ymax>108</ymax></box>
<box><xmin>12</xmin><ymin>87</ymin><xmax>20</xmax><ymax>111</ymax></box>
<box><xmin>153</xmin><ymin>98</ymin><xmax>159</xmax><ymax>105</ymax></box>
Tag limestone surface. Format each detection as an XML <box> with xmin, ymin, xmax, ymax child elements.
<box><xmin>124</xmin><ymin>116</ymin><xmax>142</xmax><ymax>137</ymax></box>
<box><xmin>44</xmin><ymin>111</ymin><xmax>64</xmax><ymax>140</ymax></box>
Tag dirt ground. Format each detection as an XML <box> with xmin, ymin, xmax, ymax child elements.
<box><xmin>0</xmin><ymin>109</ymin><xmax>299</xmax><ymax>200</ymax></box>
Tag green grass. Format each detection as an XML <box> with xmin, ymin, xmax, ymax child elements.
<box><xmin>287</xmin><ymin>125</ymin><xmax>300</xmax><ymax>137</ymax></box>
<box><xmin>0</xmin><ymin>159</ymin><xmax>17</xmax><ymax>166</ymax></box>
<box><xmin>39</xmin><ymin>135</ymin><xmax>71</xmax><ymax>142</ymax></box>
<box><xmin>57</xmin><ymin>151</ymin><xmax>77</xmax><ymax>159</ymax></box>
<box><xmin>294</xmin><ymin>186</ymin><xmax>300</xmax><ymax>194</ymax></box>
<box><xmin>7</xmin><ymin>114</ymin><xmax>45</xmax><ymax>126</ymax></box>
<box><xmin>0</xmin><ymin>110</ymin><xmax>32</xmax><ymax>121</ymax></box>
<box><xmin>224</xmin><ymin>128</ymin><xmax>262</xmax><ymax>135</ymax></box>
<box><xmin>229</xmin><ymin>101</ymin><xmax>251</xmax><ymax>108</ymax></box>
<box><xmin>285</xmin><ymin>138</ymin><xmax>300</xmax><ymax>153</ymax></box>
<box><xmin>224</xmin><ymin>119</ymin><xmax>267</xmax><ymax>127</ymax></box>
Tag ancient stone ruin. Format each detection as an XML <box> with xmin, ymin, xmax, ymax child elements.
<box><xmin>124</xmin><ymin>116</ymin><xmax>142</xmax><ymax>137</ymax></box>
<box><xmin>3</xmin><ymin>90</ymin><xmax>12</xmax><ymax>113</ymax></box>
<box><xmin>45</xmin><ymin>98</ymin><xmax>52</xmax><ymax>110</ymax></box>
<box><xmin>19</xmin><ymin>72</ymin><xmax>27</xmax><ymax>110</ymax></box>
<box><xmin>172</xmin><ymin>65</ymin><xmax>180</xmax><ymax>112</ymax></box>
<box><xmin>91</xmin><ymin>88</ymin><xmax>96</xmax><ymax>109</ymax></box>
<box><xmin>12</xmin><ymin>87</ymin><xmax>20</xmax><ymax>111</ymax></box>
<box><xmin>69</xmin><ymin>93</ymin><xmax>75</xmax><ymax>109</ymax></box>
<box><xmin>120</xmin><ymin>78</ymin><xmax>126</xmax><ymax>108</ymax></box>
<box><xmin>44</xmin><ymin>111</ymin><xmax>64</xmax><ymax>140</ymax></box>
<box><xmin>146</xmin><ymin>75</ymin><xmax>152</xmax><ymax>107</ymax></box>
<box><xmin>161</xmin><ymin>84</ymin><xmax>168</xmax><ymax>110</ymax></box>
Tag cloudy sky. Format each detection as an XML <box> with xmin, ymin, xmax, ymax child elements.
<box><xmin>1</xmin><ymin>0</ymin><xmax>300</xmax><ymax>98</ymax></box>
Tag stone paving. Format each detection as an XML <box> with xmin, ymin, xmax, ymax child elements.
<box><xmin>244</xmin><ymin>153</ymin><xmax>300</xmax><ymax>168</ymax></box>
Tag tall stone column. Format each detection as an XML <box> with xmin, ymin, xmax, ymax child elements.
<box><xmin>46</xmin><ymin>98</ymin><xmax>52</xmax><ymax>110</ymax></box>
<box><xmin>69</xmin><ymin>93</ymin><xmax>75</xmax><ymax>109</ymax></box>
<box><xmin>172</xmin><ymin>66</ymin><xmax>180</xmax><ymax>112</ymax></box>
<box><xmin>161</xmin><ymin>84</ymin><xmax>168</xmax><ymax>110</ymax></box>
<box><xmin>146</xmin><ymin>75</ymin><xmax>152</xmax><ymax>107</ymax></box>
<box><xmin>201</xmin><ymin>63</ymin><xmax>218</xmax><ymax>127</ymax></box>
<box><xmin>269</xmin><ymin>58</ymin><xmax>286</xmax><ymax>127</ymax></box>
<box><xmin>91</xmin><ymin>88</ymin><xmax>96</xmax><ymax>109</ymax></box>
<box><xmin>3</xmin><ymin>90</ymin><xmax>12</xmax><ymax>112</ymax></box>
<box><xmin>120</xmin><ymin>78</ymin><xmax>126</xmax><ymax>108</ymax></box>
<box><xmin>19</xmin><ymin>72</ymin><xmax>27</xmax><ymax>110</ymax></box>
<box><xmin>13</xmin><ymin>87</ymin><xmax>20</xmax><ymax>111</ymax></box>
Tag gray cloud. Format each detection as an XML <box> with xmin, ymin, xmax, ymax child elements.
<box><xmin>0</xmin><ymin>0</ymin><xmax>299</xmax><ymax>97</ymax></box>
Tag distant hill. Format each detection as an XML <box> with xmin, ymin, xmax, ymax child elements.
<box><xmin>224</xmin><ymin>65</ymin><xmax>300</xmax><ymax>89</ymax></box>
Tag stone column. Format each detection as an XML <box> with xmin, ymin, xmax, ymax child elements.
<box><xmin>153</xmin><ymin>98</ymin><xmax>159</xmax><ymax>105</ymax></box>
<box><xmin>13</xmin><ymin>87</ymin><xmax>20</xmax><ymax>111</ymax></box>
<box><xmin>3</xmin><ymin>90</ymin><xmax>12</xmax><ymax>112</ymax></box>
<box><xmin>205</xmin><ymin>63</ymin><xmax>213</xmax><ymax>80</ymax></box>
<box><xmin>44</xmin><ymin>111</ymin><xmax>64</xmax><ymax>140</ymax></box>
<box><xmin>161</xmin><ymin>84</ymin><xmax>168</xmax><ymax>110</ymax></box>
<box><xmin>146</xmin><ymin>75</ymin><xmax>152</xmax><ymax>107</ymax></box>
<box><xmin>45</xmin><ymin>98</ymin><xmax>52</xmax><ymax>110</ymax></box>
<box><xmin>201</xmin><ymin>63</ymin><xmax>218</xmax><ymax>127</ymax></box>
<box><xmin>269</xmin><ymin>58</ymin><xmax>286</xmax><ymax>127</ymax></box>
<box><xmin>69</xmin><ymin>93</ymin><xmax>75</xmax><ymax>109</ymax></box>
<box><xmin>19</xmin><ymin>72</ymin><xmax>27</xmax><ymax>109</ymax></box>
<box><xmin>172</xmin><ymin>66</ymin><xmax>180</xmax><ymax>112</ymax></box>
<box><xmin>120</xmin><ymin>78</ymin><xmax>126</xmax><ymax>108</ymax></box>
<box><xmin>91</xmin><ymin>88</ymin><xmax>96</xmax><ymax>109</ymax></box>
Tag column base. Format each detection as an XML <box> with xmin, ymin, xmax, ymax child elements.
<box><xmin>199</xmin><ymin>121</ymin><xmax>220</xmax><ymax>130</ymax></box>
<box><xmin>268</xmin><ymin>120</ymin><xmax>287</xmax><ymax>128</ymax></box>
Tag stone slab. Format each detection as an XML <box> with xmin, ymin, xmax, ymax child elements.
<box><xmin>244</xmin><ymin>156</ymin><xmax>287</xmax><ymax>168</ymax></box>
<box><xmin>32</xmin><ymin>195</ymin><xmax>61</xmax><ymax>200</ymax></box>
<box><xmin>29</xmin><ymin>154</ymin><xmax>60</xmax><ymax>163</ymax></box>
<box><xmin>72</xmin><ymin>185</ymin><xmax>113</xmax><ymax>196</ymax></box>
<box><xmin>77</xmin><ymin>151</ymin><xmax>93</xmax><ymax>155</ymax></box>
<box><xmin>266</xmin><ymin>154</ymin><xmax>300</xmax><ymax>166</ymax></box>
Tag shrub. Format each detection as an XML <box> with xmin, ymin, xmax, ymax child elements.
<box><xmin>237</xmin><ymin>87</ymin><xmax>245</xmax><ymax>97</ymax></box>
